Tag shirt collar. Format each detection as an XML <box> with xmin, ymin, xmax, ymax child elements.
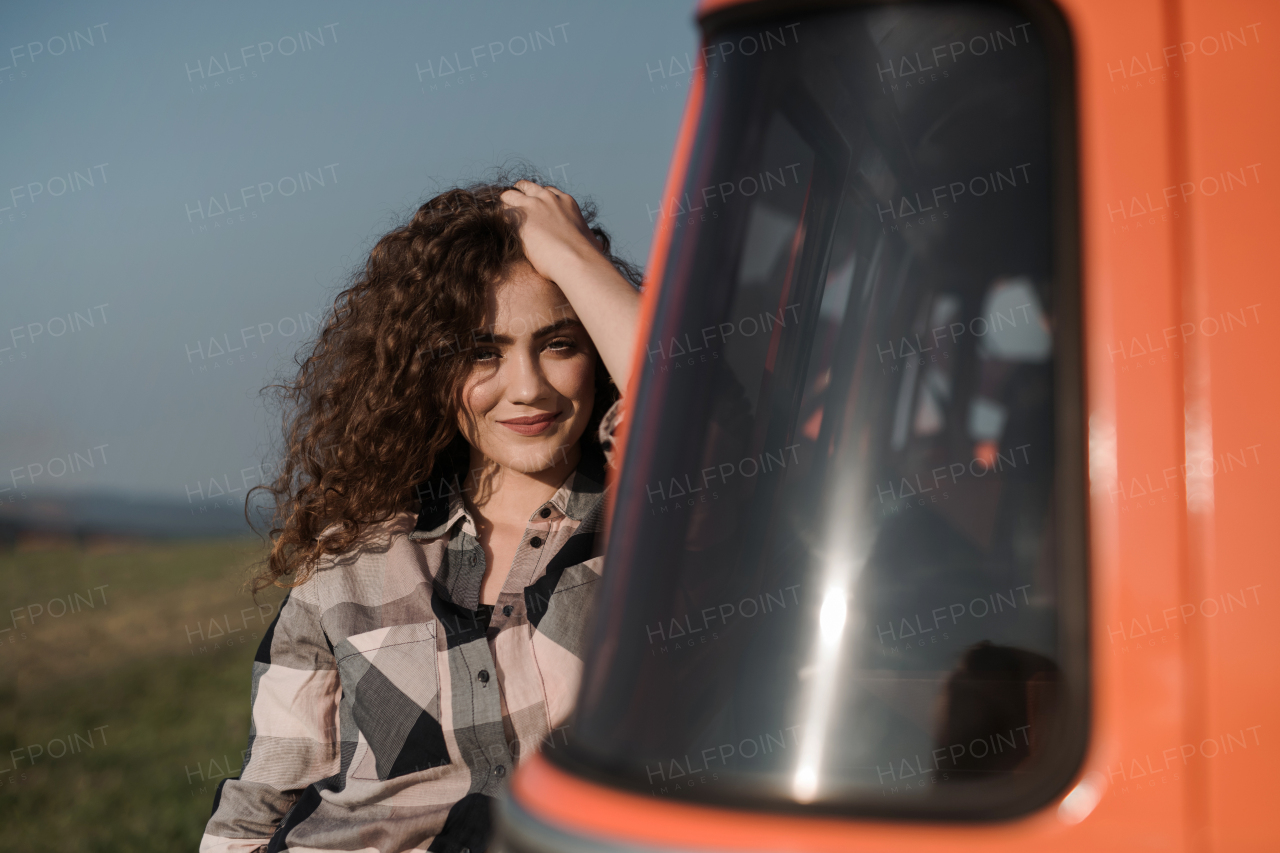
<box><xmin>555</xmin><ymin>438</ymin><xmax>607</xmax><ymax>521</ymax></box>
<box><xmin>409</xmin><ymin>439</ymin><xmax>608</xmax><ymax>541</ymax></box>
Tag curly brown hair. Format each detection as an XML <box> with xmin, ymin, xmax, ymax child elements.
<box><xmin>248</xmin><ymin>173</ymin><xmax>641</xmax><ymax>592</ymax></box>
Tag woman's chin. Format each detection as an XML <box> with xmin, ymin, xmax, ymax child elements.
<box><xmin>491</xmin><ymin>430</ymin><xmax>579</xmax><ymax>474</ymax></box>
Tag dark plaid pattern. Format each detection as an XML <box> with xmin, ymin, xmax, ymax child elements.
<box><xmin>201</xmin><ymin>406</ymin><xmax>617</xmax><ymax>852</ymax></box>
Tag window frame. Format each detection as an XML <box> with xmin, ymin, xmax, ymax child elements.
<box><xmin>551</xmin><ymin>0</ymin><xmax>1089</xmax><ymax>822</ymax></box>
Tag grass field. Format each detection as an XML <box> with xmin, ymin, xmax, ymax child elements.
<box><xmin>0</xmin><ymin>539</ymin><xmax>285</xmax><ymax>852</ymax></box>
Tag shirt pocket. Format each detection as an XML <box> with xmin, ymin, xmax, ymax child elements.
<box><xmin>335</xmin><ymin>622</ymin><xmax>451</xmax><ymax>781</ymax></box>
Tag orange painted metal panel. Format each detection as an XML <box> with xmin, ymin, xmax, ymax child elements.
<box><xmin>1079</xmin><ymin>0</ymin><xmax>1188</xmax><ymax>847</ymax></box>
<box><xmin>1174</xmin><ymin>2</ymin><xmax>1279</xmax><ymax>850</ymax></box>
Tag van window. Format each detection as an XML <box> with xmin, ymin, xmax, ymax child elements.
<box><xmin>561</xmin><ymin>0</ymin><xmax>1086</xmax><ymax>819</ymax></box>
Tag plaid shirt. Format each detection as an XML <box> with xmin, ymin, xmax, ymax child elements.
<box><xmin>201</xmin><ymin>412</ymin><xmax>618</xmax><ymax>853</ymax></box>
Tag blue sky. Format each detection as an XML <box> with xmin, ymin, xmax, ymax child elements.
<box><xmin>0</xmin><ymin>0</ymin><xmax>698</xmax><ymax>503</ymax></box>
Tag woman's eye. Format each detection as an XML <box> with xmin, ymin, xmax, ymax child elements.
<box><xmin>546</xmin><ymin>337</ymin><xmax>577</xmax><ymax>352</ymax></box>
<box><xmin>473</xmin><ymin>348</ymin><xmax>500</xmax><ymax>361</ymax></box>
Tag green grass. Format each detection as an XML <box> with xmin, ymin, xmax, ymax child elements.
<box><xmin>0</xmin><ymin>539</ymin><xmax>285</xmax><ymax>852</ymax></box>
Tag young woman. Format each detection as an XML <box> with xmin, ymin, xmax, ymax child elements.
<box><xmin>201</xmin><ymin>177</ymin><xmax>641</xmax><ymax>853</ymax></box>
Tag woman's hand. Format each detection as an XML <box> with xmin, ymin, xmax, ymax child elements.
<box><xmin>500</xmin><ymin>180</ymin><xmax>603</xmax><ymax>284</ymax></box>
<box><xmin>500</xmin><ymin>180</ymin><xmax>641</xmax><ymax>395</ymax></box>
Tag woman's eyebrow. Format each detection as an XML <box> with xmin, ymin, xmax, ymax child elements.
<box><xmin>531</xmin><ymin>317</ymin><xmax>583</xmax><ymax>337</ymax></box>
<box><xmin>471</xmin><ymin>317</ymin><xmax>582</xmax><ymax>344</ymax></box>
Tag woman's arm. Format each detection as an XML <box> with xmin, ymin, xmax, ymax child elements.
<box><xmin>201</xmin><ymin>588</ymin><xmax>341</xmax><ymax>852</ymax></box>
<box><xmin>500</xmin><ymin>181</ymin><xmax>642</xmax><ymax>394</ymax></box>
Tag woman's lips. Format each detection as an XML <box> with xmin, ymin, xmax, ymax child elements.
<box><xmin>497</xmin><ymin>412</ymin><xmax>560</xmax><ymax>436</ymax></box>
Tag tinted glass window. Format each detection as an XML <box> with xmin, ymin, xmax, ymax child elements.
<box><xmin>563</xmin><ymin>1</ymin><xmax>1085</xmax><ymax>819</ymax></box>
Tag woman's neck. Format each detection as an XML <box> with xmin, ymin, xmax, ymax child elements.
<box><xmin>462</xmin><ymin>442</ymin><xmax>582</xmax><ymax>525</ymax></box>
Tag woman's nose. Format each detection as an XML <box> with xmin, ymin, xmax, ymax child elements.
<box><xmin>505</xmin><ymin>347</ymin><xmax>548</xmax><ymax>403</ymax></box>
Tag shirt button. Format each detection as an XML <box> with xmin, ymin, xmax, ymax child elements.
<box><xmin>502</xmin><ymin>605</ymin><xmax>513</xmax><ymax>616</ymax></box>
<box><xmin>477</xmin><ymin>670</ymin><xmax>490</xmax><ymax>684</ymax></box>
<box><xmin>539</xmin><ymin>507</ymin><xmax>551</xmax><ymax>518</ymax></box>
<box><xmin>468</xmin><ymin>551</ymin><xmax>477</xmax><ymax>565</ymax></box>
<box><xmin>494</xmin><ymin>764</ymin><xmax>506</xmax><ymax>778</ymax></box>
<box><xmin>530</xmin><ymin>536</ymin><xmax>543</xmax><ymax>548</ymax></box>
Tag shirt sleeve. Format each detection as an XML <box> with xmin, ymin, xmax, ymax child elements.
<box><xmin>598</xmin><ymin>397</ymin><xmax>625</xmax><ymax>468</ymax></box>
<box><xmin>200</xmin><ymin>585</ymin><xmax>341</xmax><ymax>853</ymax></box>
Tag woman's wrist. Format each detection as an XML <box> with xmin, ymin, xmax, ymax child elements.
<box><xmin>536</xmin><ymin>233</ymin><xmax>609</xmax><ymax>287</ymax></box>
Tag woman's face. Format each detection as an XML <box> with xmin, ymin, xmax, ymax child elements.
<box><xmin>457</xmin><ymin>261</ymin><xmax>597</xmax><ymax>475</ymax></box>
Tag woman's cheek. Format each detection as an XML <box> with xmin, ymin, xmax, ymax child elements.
<box><xmin>471</xmin><ymin>369</ymin><xmax>505</xmax><ymax>409</ymax></box>
<box><xmin>547</xmin><ymin>354</ymin><xmax>596</xmax><ymax>408</ymax></box>
<box><xmin>459</xmin><ymin>373</ymin><xmax>500</xmax><ymax>436</ymax></box>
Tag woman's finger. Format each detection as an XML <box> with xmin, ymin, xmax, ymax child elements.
<box><xmin>542</xmin><ymin>186</ymin><xmax>586</xmax><ymax>217</ymax></box>
<box><xmin>544</xmin><ymin>187</ymin><xmax>581</xmax><ymax>212</ymax></box>
<box><xmin>512</xmin><ymin>179</ymin><xmax>545</xmax><ymax>196</ymax></box>
<box><xmin>499</xmin><ymin>188</ymin><xmax>530</xmax><ymax>207</ymax></box>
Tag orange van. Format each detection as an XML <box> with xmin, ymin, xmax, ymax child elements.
<box><xmin>497</xmin><ymin>0</ymin><xmax>1278</xmax><ymax>850</ymax></box>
